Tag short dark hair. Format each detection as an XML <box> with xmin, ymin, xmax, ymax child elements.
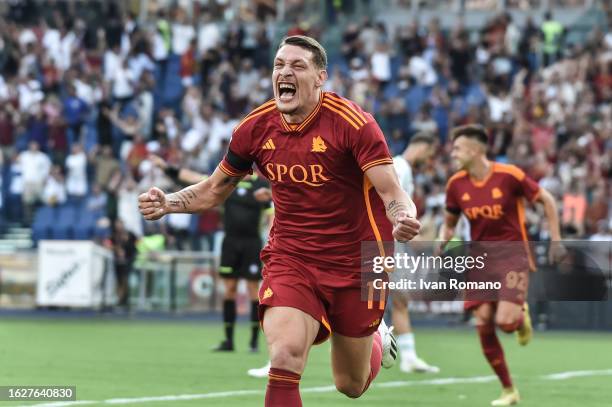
<box><xmin>410</xmin><ymin>131</ymin><xmax>437</xmax><ymax>146</ymax></box>
<box><xmin>450</xmin><ymin>124</ymin><xmax>489</xmax><ymax>144</ymax></box>
<box><xmin>278</xmin><ymin>35</ymin><xmax>327</xmax><ymax>70</ymax></box>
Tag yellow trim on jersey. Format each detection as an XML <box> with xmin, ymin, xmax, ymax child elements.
<box><xmin>219</xmin><ymin>162</ymin><xmax>246</xmax><ymax>177</ymax></box>
<box><xmin>324</xmin><ymin>93</ymin><xmax>368</xmax><ymax>124</ymax></box>
<box><xmin>363</xmin><ymin>176</ymin><xmax>387</xmax><ymax>310</ymax></box>
<box><xmin>446</xmin><ymin>170</ymin><xmax>468</xmax><ymax>189</ymax></box>
<box><xmin>278</xmin><ymin>92</ymin><xmax>323</xmax><ymax>133</ymax></box>
<box><xmin>470</xmin><ymin>164</ymin><xmax>495</xmax><ymax>187</ymax></box>
<box><xmin>322</xmin><ymin>97</ymin><xmax>366</xmax><ymax>127</ymax></box>
<box><xmin>322</xmin><ymin>102</ymin><xmax>361</xmax><ymax>130</ymax></box>
<box><xmin>361</xmin><ymin>158</ymin><xmax>394</xmax><ymax>173</ymax></box>
<box><xmin>494</xmin><ymin>162</ymin><xmax>526</xmax><ymax>181</ymax></box>
<box><xmin>233</xmin><ymin>103</ymin><xmax>276</xmax><ymax>133</ymax></box>
<box><xmin>237</xmin><ymin>99</ymin><xmax>275</xmax><ymax>126</ymax></box>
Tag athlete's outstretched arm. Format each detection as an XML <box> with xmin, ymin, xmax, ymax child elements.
<box><xmin>365</xmin><ymin>164</ymin><xmax>420</xmax><ymax>242</ymax></box>
<box><xmin>149</xmin><ymin>154</ymin><xmax>208</xmax><ymax>185</ymax></box>
<box><xmin>534</xmin><ymin>188</ymin><xmax>561</xmax><ymax>241</ymax></box>
<box><xmin>138</xmin><ymin>165</ymin><xmax>244</xmax><ymax>221</ymax></box>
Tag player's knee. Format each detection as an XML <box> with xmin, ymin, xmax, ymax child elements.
<box><xmin>474</xmin><ymin>308</ymin><xmax>494</xmax><ymax>325</ymax></box>
<box><xmin>269</xmin><ymin>343</ymin><xmax>306</xmax><ymax>372</ymax></box>
<box><xmin>335</xmin><ymin>376</ymin><xmax>365</xmax><ymax>399</ymax></box>
<box><xmin>495</xmin><ymin>315</ymin><xmax>517</xmax><ymax>333</ymax></box>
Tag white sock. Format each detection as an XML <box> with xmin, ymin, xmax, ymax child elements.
<box><xmin>397</xmin><ymin>333</ymin><xmax>417</xmax><ymax>360</ymax></box>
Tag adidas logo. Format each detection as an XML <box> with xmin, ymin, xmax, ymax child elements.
<box><xmin>492</xmin><ymin>187</ymin><xmax>503</xmax><ymax>199</ymax></box>
<box><xmin>311</xmin><ymin>135</ymin><xmax>327</xmax><ymax>152</ymax></box>
<box><xmin>262</xmin><ymin>138</ymin><xmax>275</xmax><ymax>150</ymax></box>
<box><xmin>461</xmin><ymin>192</ymin><xmax>471</xmax><ymax>201</ymax></box>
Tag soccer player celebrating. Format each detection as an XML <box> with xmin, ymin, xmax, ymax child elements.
<box><xmin>391</xmin><ymin>132</ymin><xmax>440</xmax><ymax>373</ymax></box>
<box><xmin>440</xmin><ymin>124</ymin><xmax>564</xmax><ymax>406</ymax></box>
<box><xmin>139</xmin><ymin>35</ymin><xmax>420</xmax><ymax>406</ymax></box>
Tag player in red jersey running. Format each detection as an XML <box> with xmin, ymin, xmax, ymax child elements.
<box><xmin>440</xmin><ymin>124</ymin><xmax>565</xmax><ymax>406</ymax></box>
<box><xmin>139</xmin><ymin>35</ymin><xmax>420</xmax><ymax>406</ymax></box>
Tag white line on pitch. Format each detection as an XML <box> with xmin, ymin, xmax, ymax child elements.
<box><xmin>543</xmin><ymin>369</ymin><xmax>612</xmax><ymax>380</ymax></box>
<box><xmin>22</xmin><ymin>368</ymin><xmax>612</xmax><ymax>407</ymax></box>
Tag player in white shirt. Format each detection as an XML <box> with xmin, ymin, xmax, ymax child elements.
<box><xmin>391</xmin><ymin>131</ymin><xmax>440</xmax><ymax>374</ymax></box>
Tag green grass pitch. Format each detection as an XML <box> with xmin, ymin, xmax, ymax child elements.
<box><xmin>1</xmin><ymin>319</ymin><xmax>611</xmax><ymax>406</ymax></box>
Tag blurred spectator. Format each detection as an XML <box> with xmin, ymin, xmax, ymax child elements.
<box><xmin>371</xmin><ymin>42</ymin><xmax>392</xmax><ymax>91</ymax></box>
<box><xmin>562</xmin><ymin>180</ymin><xmax>587</xmax><ymax>236</ymax></box>
<box><xmin>180</xmin><ymin>39</ymin><xmax>198</xmax><ymax>87</ymax></box>
<box><xmin>111</xmin><ymin>218</ymin><xmax>137</xmax><ymax>308</ymax></box>
<box><xmin>0</xmin><ymin>106</ymin><xmax>16</xmax><ymax>158</ymax></box>
<box><xmin>7</xmin><ymin>152</ymin><xmax>23</xmax><ymax>223</ymax></box>
<box><xmin>86</xmin><ymin>183</ymin><xmax>108</xmax><ymax>213</ymax></box>
<box><xmin>91</xmin><ymin>144</ymin><xmax>120</xmax><ymax>189</ymax></box>
<box><xmin>110</xmin><ymin>58</ymin><xmax>135</xmax><ymax>111</ymax></box>
<box><xmin>18</xmin><ymin>141</ymin><xmax>51</xmax><ymax>224</ymax></box>
<box><xmin>65</xmin><ymin>143</ymin><xmax>87</xmax><ymax>201</ymax></box>
<box><xmin>541</xmin><ymin>11</ymin><xmax>565</xmax><ymax>67</ymax></box>
<box><xmin>197</xmin><ymin>12</ymin><xmax>221</xmax><ymax>57</ymax></box>
<box><xmin>62</xmin><ymin>83</ymin><xmax>88</xmax><ymax>146</ymax></box>
<box><xmin>152</xmin><ymin>16</ymin><xmax>171</xmax><ymax>91</ymax></box>
<box><xmin>115</xmin><ymin>173</ymin><xmax>143</xmax><ymax>237</ymax></box>
<box><xmin>42</xmin><ymin>164</ymin><xmax>66</xmax><ymax>206</ymax></box>
<box><xmin>171</xmin><ymin>8</ymin><xmax>195</xmax><ymax>56</ymax></box>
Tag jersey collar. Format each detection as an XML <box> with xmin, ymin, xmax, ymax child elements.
<box><xmin>279</xmin><ymin>91</ymin><xmax>323</xmax><ymax>135</ymax></box>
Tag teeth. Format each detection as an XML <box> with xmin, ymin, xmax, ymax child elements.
<box><xmin>279</xmin><ymin>83</ymin><xmax>296</xmax><ymax>90</ymax></box>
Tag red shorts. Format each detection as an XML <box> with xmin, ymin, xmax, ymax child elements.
<box><xmin>258</xmin><ymin>252</ymin><xmax>386</xmax><ymax>344</ymax></box>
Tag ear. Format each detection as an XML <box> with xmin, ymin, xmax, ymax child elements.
<box><xmin>315</xmin><ymin>70</ymin><xmax>328</xmax><ymax>88</ymax></box>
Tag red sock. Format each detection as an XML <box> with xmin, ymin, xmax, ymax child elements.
<box><xmin>266</xmin><ymin>368</ymin><xmax>302</xmax><ymax>407</ymax></box>
<box><xmin>360</xmin><ymin>331</ymin><xmax>383</xmax><ymax>395</ymax></box>
<box><xmin>477</xmin><ymin>324</ymin><xmax>513</xmax><ymax>388</ymax></box>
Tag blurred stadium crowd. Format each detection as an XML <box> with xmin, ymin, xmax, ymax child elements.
<box><xmin>0</xmin><ymin>0</ymin><xmax>610</xmax><ymax>261</ymax></box>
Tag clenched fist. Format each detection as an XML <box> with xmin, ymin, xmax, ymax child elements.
<box><xmin>393</xmin><ymin>213</ymin><xmax>421</xmax><ymax>242</ymax></box>
<box><xmin>138</xmin><ymin>187</ymin><xmax>168</xmax><ymax>221</ymax></box>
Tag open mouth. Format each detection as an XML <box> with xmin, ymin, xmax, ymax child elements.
<box><xmin>278</xmin><ymin>82</ymin><xmax>296</xmax><ymax>102</ymax></box>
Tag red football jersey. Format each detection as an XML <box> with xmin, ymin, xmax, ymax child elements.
<box><xmin>219</xmin><ymin>92</ymin><xmax>393</xmax><ymax>277</ymax></box>
<box><xmin>446</xmin><ymin>162</ymin><xmax>540</xmax><ymax>242</ymax></box>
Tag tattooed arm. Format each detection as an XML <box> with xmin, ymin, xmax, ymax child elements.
<box><xmin>138</xmin><ymin>165</ymin><xmax>244</xmax><ymax>221</ymax></box>
<box><xmin>365</xmin><ymin>164</ymin><xmax>420</xmax><ymax>242</ymax></box>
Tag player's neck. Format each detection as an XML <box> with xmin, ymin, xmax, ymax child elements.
<box><xmin>469</xmin><ymin>158</ymin><xmax>492</xmax><ymax>181</ymax></box>
<box><xmin>282</xmin><ymin>91</ymin><xmax>321</xmax><ymax>124</ymax></box>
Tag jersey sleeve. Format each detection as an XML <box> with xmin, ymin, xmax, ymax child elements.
<box><xmin>349</xmin><ymin>120</ymin><xmax>393</xmax><ymax>172</ymax></box>
<box><xmin>518</xmin><ymin>173</ymin><xmax>541</xmax><ymax>202</ymax></box>
<box><xmin>507</xmin><ymin>165</ymin><xmax>541</xmax><ymax>202</ymax></box>
<box><xmin>219</xmin><ymin>125</ymin><xmax>254</xmax><ymax>177</ymax></box>
<box><xmin>445</xmin><ymin>181</ymin><xmax>461</xmax><ymax>215</ymax></box>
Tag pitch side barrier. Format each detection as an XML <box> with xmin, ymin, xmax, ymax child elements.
<box><xmin>134</xmin><ymin>250</ymin><xmax>219</xmax><ymax>312</ymax></box>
